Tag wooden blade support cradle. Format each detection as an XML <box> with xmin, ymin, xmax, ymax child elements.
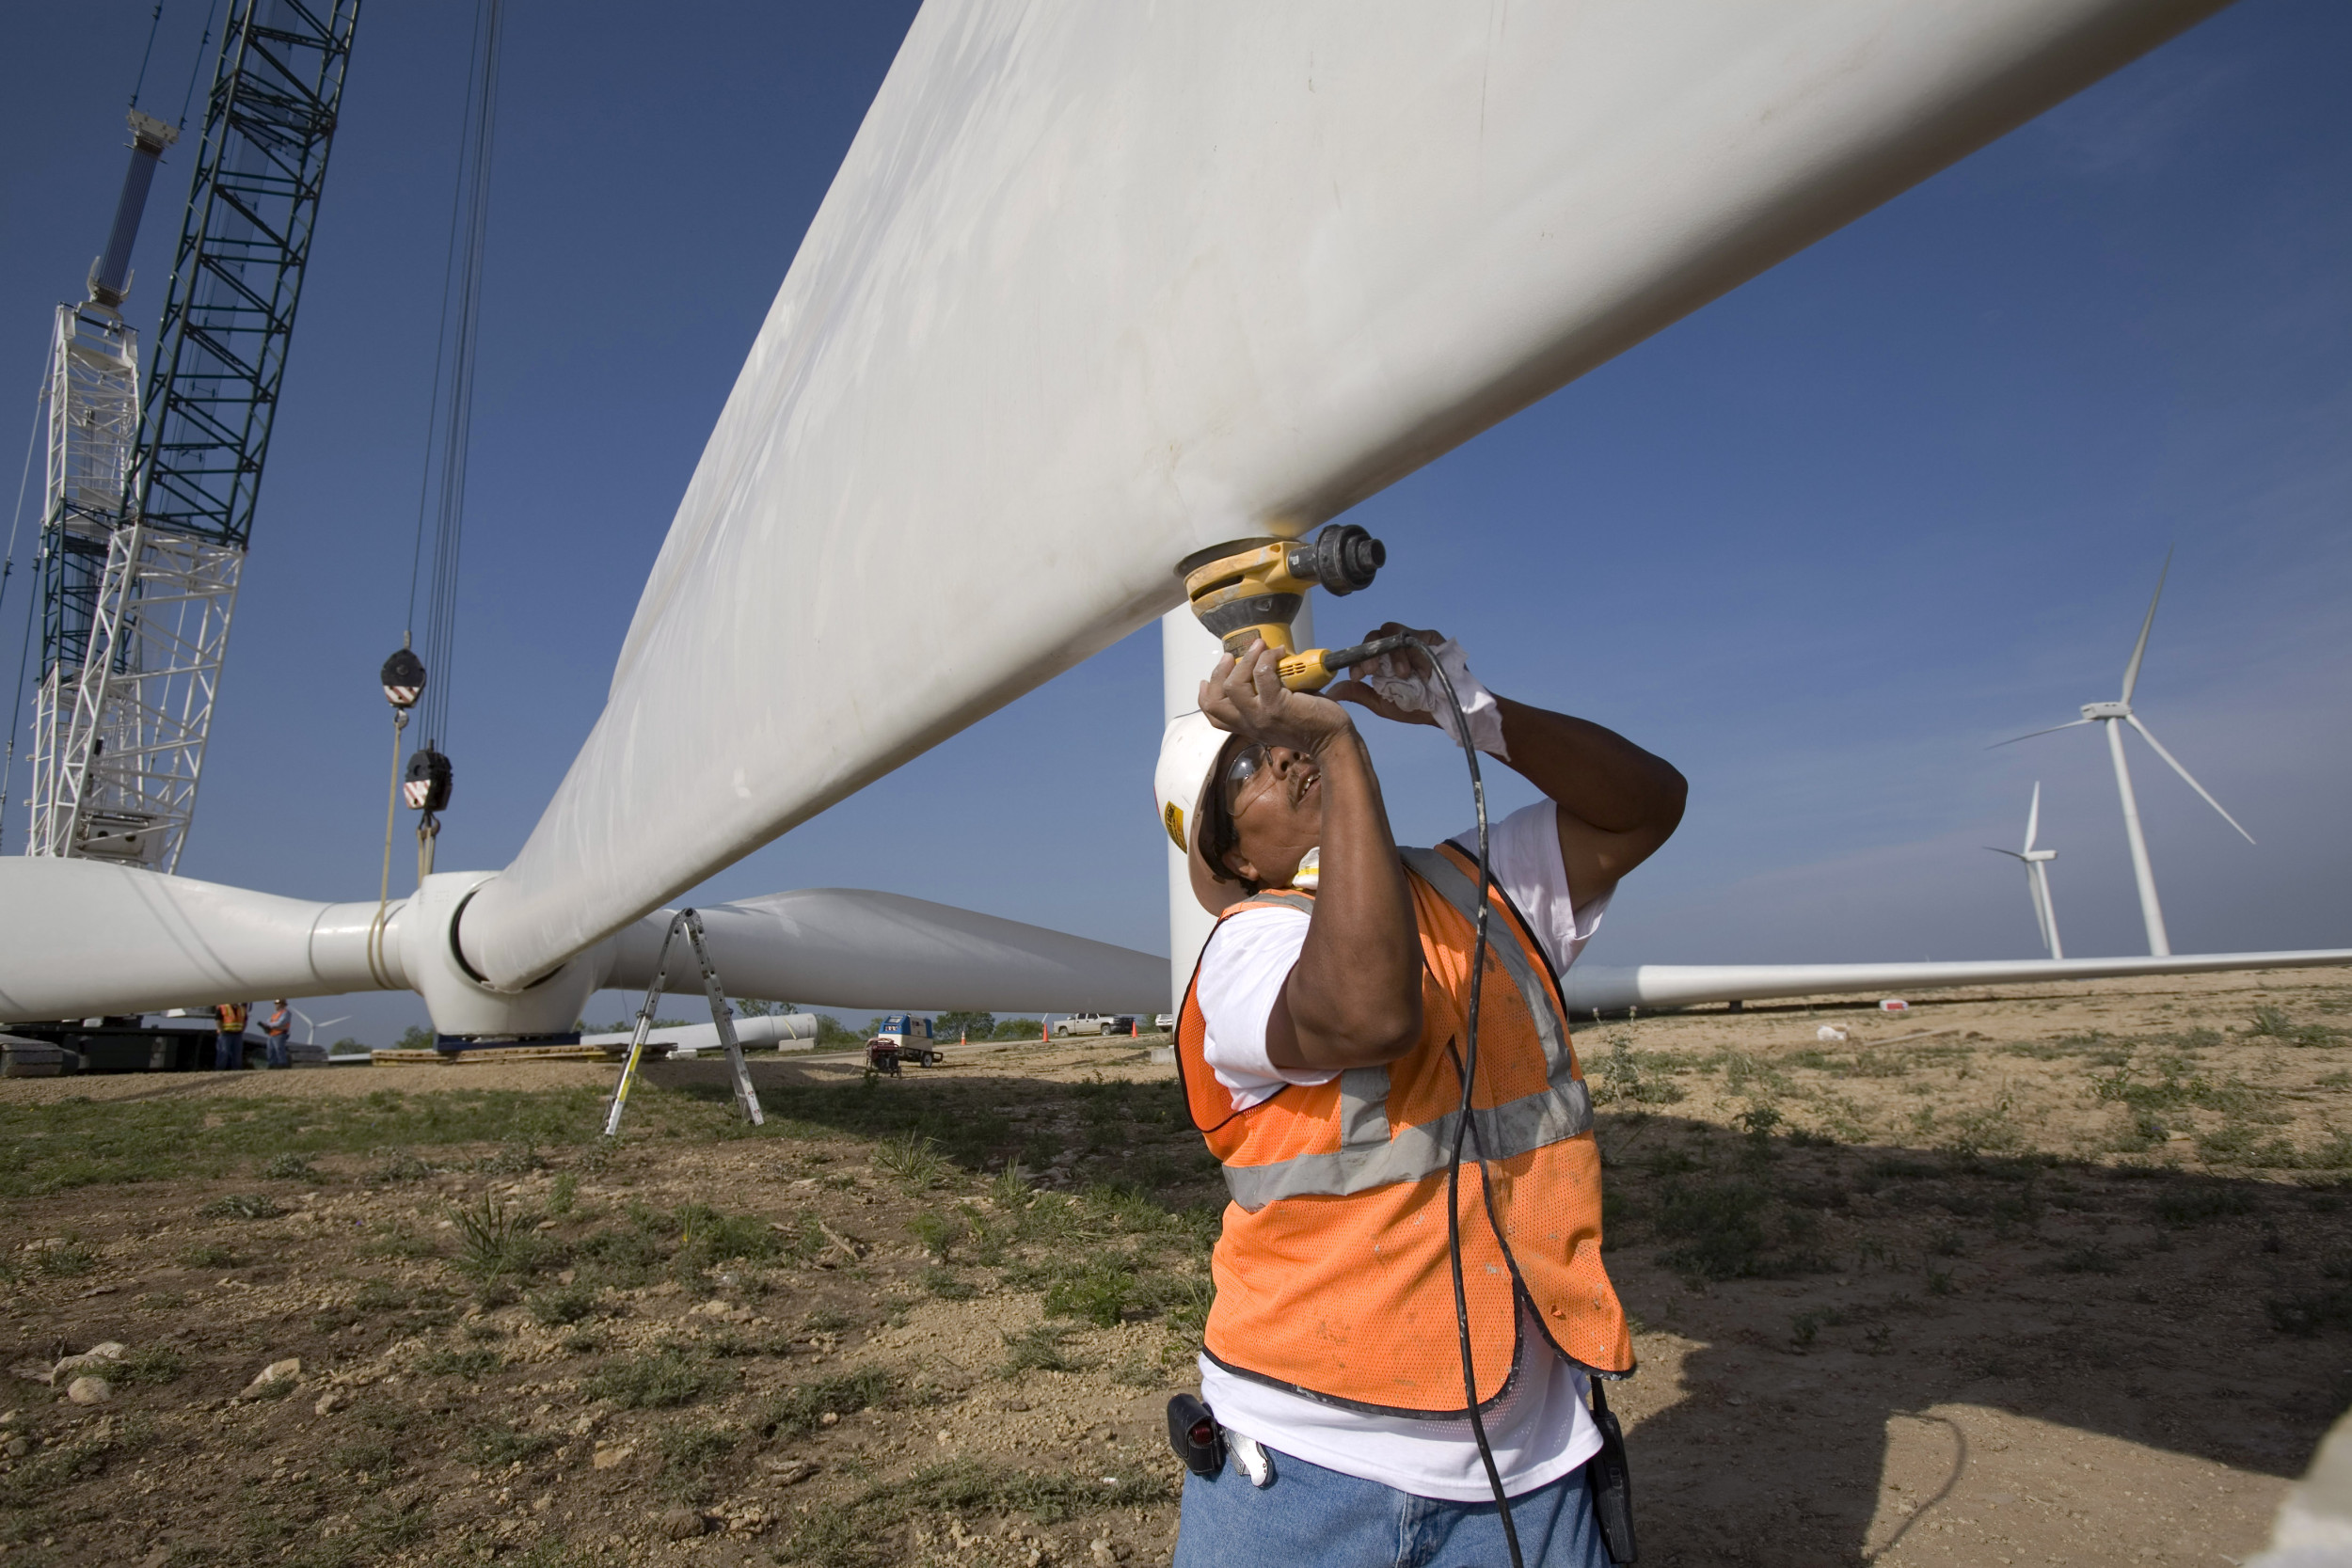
<box><xmin>603</xmin><ymin>910</ymin><xmax>764</xmax><ymax>1136</ymax></box>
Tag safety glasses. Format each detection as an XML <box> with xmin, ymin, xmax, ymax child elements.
<box><xmin>1221</xmin><ymin>742</ymin><xmax>1271</xmax><ymax>812</ymax></box>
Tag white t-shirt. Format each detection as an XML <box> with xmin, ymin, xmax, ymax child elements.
<box><xmin>1193</xmin><ymin>800</ymin><xmax>1613</xmax><ymax>1502</ymax></box>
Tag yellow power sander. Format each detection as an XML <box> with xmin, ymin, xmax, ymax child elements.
<box><xmin>1177</xmin><ymin>523</ymin><xmax>1412</xmax><ymax>689</ymax></box>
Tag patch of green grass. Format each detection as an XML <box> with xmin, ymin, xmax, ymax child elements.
<box><xmin>1939</xmin><ymin>1096</ymin><xmax>2028</xmax><ymax>1158</ymax></box>
<box><xmin>180</xmin><ymin>1240</ymin><xmax>243</xmax><ymax>1269</ymax></box>
<box><xmin>0</xmin><ymin>1420</ymin><xmax>147</xmax><ymax>1511</ymax></box>
<box><xmin>548</xmin><ymin>1171</ymin><xmax>578</xmax><ymax>1215</ymax></box>
<box><xmin>920</xmin><ymin>1264</ymin><xmax>978</xmax><ymax>1301</ymax></box>
<box><xmin>2091</xmin><ymin>1062</ymin><xmax>2257</xmax><ymax>1116</ymax></box>
<box><xmin>261</xmin><ymin>1153</ymin><xmax>317</xmax><ymax>1180</ymax></box>
<box><xmin>874</xmin><ymin>1132</ymin><xmax>954</xmax><ymax>1191</ymax></box>
<box><xmin>354</xmin><ymin>1279</ymin><xmax>412</xmax><ymax>1311</ymax></box>
<box><xmin>2250</xmin><ymin>1006</ymin><xmax>2344</xmax><ymax>1047</ymax></box>
<box><xmin>108</xmin><ymin>1344</ymin><xmax>187</xmax><ymax>1386</ymax></box>
<box><xmin>476</xmin><ymin>1142</ymin><xmax>546</xmax><ymax>1175</ymax></box>
<box><xmin>467</xmin><ymin>1423</ymin><xmax>556</xmax><ymax>1467</ymax></box>
<box><xmin>572</xmin><ymin>1225</ymin><xmax>662</xmax><ymax>1288</ymax></box>
<box><xmin>673</xmin><ymin>1202</ymin><xmax>784</xmax><ymax>1269</ymax></box>
<box><xmin>772</xmin><ymin>1460</ymin><xmax>1172</xmax><ymax>1567</ymax></box>
<box><xmin>328</xmin><ymin>1435</ymin><xmax>403</xmax><ymax>1477</ymax></box>
<box><xmin>1591</xmin><ymin>1036</ymin><xmax>1686</xmax><ymax>1106</ymax></box>
<box><xmin>765</xmin><ymin>1368</ymin><xmax>898</xmax><ymax>1439</ymax></box>
<box><xmin>453</xmin><ymin>1193</ymin><xmax>541</xmax><ymax>1286</ymax></box>
<box><xmin>1043</xmin><ymin>1263</ymin><xmax>1136</xmax><ymax>1327</ymax></box>
<box><xmin>31</xmin><ymin>1238</ymin><xmax>98</xmax><ymax>1276</ymax></box>
<box><xmin>416</xmin><ymin>1345</ymin><xmax>502</xmax><ymax>1377</ymax></box>
<box><xmin>1788</xmin><ymin>1307</ymin><xmax>1848</xmax><ymax>1348</ymax></box>
<box><xmin>527</xmin><ymin>1284</ymin><xmax>596</xmax><ymax>1325</ymax></box>
<box><xmin>584</xmin><ymin>1349</ymin><xmax>719</xmax><ymax>1409</ymax></box>
<box><xmin>200</xmin><ymin>1193</ymin><xmax>285</xmax><ymax>1220</ymax></box>
<box><xmin>1000</xmin><ymin>1323</ymin><xmax>1081</xmax><ymax>1377</ymax></box>
<box><xmin>358</xmin><ymin>1222</ymin><xmax>442</xmax><ymax>1261</ymax></box>
<box><xmin>906</xmin><ymin>1210</ymin><xmax>963</xmax><ymax>1259</ymax></box>
<box><xmin>659</xmin><ymin>1421</ymin><xmax>740</xmax><ymax>1475</ymax></box>
<box><xmin>1652</xmin><ymin>1178</ymin><xmax>1788</xmax><ymax>1281</ymax></box>
<box><xmin>368</xmin><ymin>1148</ymin><xmax>436</xmax><ymax>1183</ymax></box>
<box><xmin>0</xmin><ymin>1084</ymin><xmax>623</xmax><ymax>1200</ymax></box>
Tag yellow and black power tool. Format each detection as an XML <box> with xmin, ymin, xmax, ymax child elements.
<box><xmin>1178</xmin><ymin>524</ymin><xmax>1414</xmax><ymax>690</ymax></box>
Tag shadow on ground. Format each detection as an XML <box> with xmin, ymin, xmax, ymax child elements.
<box><xmin>691</xmin><ymin>1065</ymin><xmax>2349</xmax><ymax>1563</ymax></box>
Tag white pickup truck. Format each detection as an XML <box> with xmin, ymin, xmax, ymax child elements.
<box><xmin>1050</xmin><ymin>1013</ymin><xmax>1132</xmax><ymax>1037</ymax></box>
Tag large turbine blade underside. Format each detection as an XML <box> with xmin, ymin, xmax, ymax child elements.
<box><xmin>461</xmin><ymin>0</ymin><xmax>2227</xmax><ymax>989</ymax></box>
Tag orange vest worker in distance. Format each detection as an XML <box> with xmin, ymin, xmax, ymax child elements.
<box><xmin>1177</xmin><ymin>838</ymin><xmax>1629</xmax><ymax>1412</ymax></box>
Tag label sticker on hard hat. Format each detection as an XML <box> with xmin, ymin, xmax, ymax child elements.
<box><xmin>1164</xmin><ymin>801</ymin><xmax>1185</xmax><ymax>850</ymax></box>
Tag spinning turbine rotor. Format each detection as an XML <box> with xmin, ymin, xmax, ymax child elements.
<box><xmin>1995</xmin><ymin>554</ymin><xmax>2254</xmax><ymax>958</ymax></box>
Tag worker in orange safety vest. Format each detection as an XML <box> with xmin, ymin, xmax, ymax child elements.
<box><xmin>1154</xmin><ymin>625</ymin><xmax>1684</xmax><ymax>1567</ymax></box>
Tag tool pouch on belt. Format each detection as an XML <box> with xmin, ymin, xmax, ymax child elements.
<box><xmin>1586</xmin><ymin>1379</ymin><xmax>1638</xmax><ymax>1563</ymax></box>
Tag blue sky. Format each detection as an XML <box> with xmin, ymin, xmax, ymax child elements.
<box><xmin>3</xmin><ymin>2</ymin><xmax>2345</xmax><ymax>1042</ymax></box>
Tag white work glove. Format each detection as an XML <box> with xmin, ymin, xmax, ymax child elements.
<box><xmin>1357</xmin><ymin>633</ymin><xmax>1509</xmax><ymax>761</ymax></box>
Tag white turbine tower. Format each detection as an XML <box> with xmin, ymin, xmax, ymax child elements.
<box><xmin>1996</xmin><ymin>555</ymin><xmax>2254</xmax><ymax>957</ymax></box>
<box><xmin>1985</xmin><ymin>783</ymin><xmax>2062</xmax><ymax>959</ymax></box>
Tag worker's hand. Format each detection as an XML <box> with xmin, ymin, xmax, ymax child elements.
<box><xmin>1329</xmin><ymin>624</ymin><xmax>1510</xmax><ymax>759</ymax></box>
<box><xmin>1200</xmin><ymin>639</ymin><xmax>1356</xmax><ymax>756</ymax></box>
<box><xmin>1327</xmin><ymin>623</ymin><xmax>1446</xmax><ymax>728</ymax></box>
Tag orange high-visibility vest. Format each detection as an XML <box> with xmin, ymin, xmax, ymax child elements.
<box><xmin>1176</xmin><ymin>843</ymin><xmax>1631</xmax><ymax>1415</ymax></box>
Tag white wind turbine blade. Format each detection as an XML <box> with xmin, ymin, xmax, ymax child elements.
<box><xmin>1565</xmin><ymin>950</ymin><xmax>2352</xmax><ymax>1013</ymax></box>
<box><xmin>2024</xmin><ymin>781</ymin><xmax>2042</xmax><ymax>853</ymax></box>
<box><xmin>1990</xmin><ymin>719</ymin><xmax>2095</xmax><ymax>749</ymax></box>
<box><xmin>604</xmin><ymin>889</ymin><xmax>1166</xmax><ymax>1013</ymax></box>
<box><xmin>0</xmin><ymin>858</ymin><xmax>401</xmax><ymax>1020</ymax></box>
<box><xmin>2124</xmin><ymin>713</ymin><xmax>2257</xmax><ymax>845</ymax></box>
<box><xmin>455</xmin><ymin>0</ymin><xmax>2231</xmax><ymax>989</ymax></box>
<box><xmin>291</xmin><ymin>1009</ymin><xmax>351</xmax><ymax>1046</ymax></box>
<box><xmin>1982</xmin><ymin>845</ymin><xmax>2051</xmax><ymax>956</ymax></box>
<box><xmin>2120</xmin><ymin>548</ymin><xmax>2172</xmax><ymax>705</ymax></box>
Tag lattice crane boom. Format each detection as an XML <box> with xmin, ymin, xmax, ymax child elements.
<box><xmin>27</xmin><ymin>0</ymin><xmax>360</xmax><ymax>871</ymax></box>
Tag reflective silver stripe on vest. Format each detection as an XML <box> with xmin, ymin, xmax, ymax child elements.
<box><xmin>1399</xmin><ymin>847</ymin><xmax>1576</xmax><ymax>1080</ymax></box>
<box><xmin>1217</xmin><ymin>848</ymin><xmax>1593</xmax><ymax>1212</ymax></box>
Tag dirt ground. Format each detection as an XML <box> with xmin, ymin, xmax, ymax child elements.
<box><xmin>2</xmin><ymin>966</ymin><xmax>2347</xmax><ymax>1566</ymax></box>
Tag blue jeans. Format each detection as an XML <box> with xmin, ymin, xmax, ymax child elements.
<box><xmin>215</xmin><ymin>1031</ymin><xmax>244</xmax><ymax>1070</ymax></box>
<box><xmin>264</xmin><ymin>1033</ymin><xmax>290</xmax><ymax>1069</ymax></box>
<box><xmin>1176</xmin><ymin>1444</ymin><xmax>1609</xmax><ymax>1568</ymax></box>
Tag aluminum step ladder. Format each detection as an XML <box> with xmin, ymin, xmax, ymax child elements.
<box><xmin>603</xmin><ymin>909</ymin><xmax>764</xmax><ymax>1136</ymax></box>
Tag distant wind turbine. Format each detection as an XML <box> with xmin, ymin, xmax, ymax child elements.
<box><xmin>1994</xmin><ymin>553</ymin><xmax>2253</xmax><ymax>957</ymax></box>
<box><xmin>291</xmin><ymin>1008</ymin><xmax>349</xmax><ymax>1048</ymax></box>
<box><xmin>1985</xmin><ymin>783</ymin><xmax>2062</xmax><ymax>958</ymax></box>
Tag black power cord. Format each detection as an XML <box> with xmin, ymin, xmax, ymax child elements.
<box><xmin>1398</xmin><ymin>634</ymin><xmax>1524</xmax><ymax>1568</ymax></box>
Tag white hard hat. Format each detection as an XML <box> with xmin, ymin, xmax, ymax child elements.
<box><xmin>1153</xmin><ymin>710</ymin><xmax>1228</xmax><ymax>857</ymax></box>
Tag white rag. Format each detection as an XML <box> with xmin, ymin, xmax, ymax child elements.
<box><xmin>1359</xmin><ymin>637</ymin><xmax>1509</xmax><ymax>760</ymax></box>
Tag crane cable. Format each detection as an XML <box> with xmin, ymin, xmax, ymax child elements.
<box><xmin>390</xmin><ymin>0</ymin><xmax>503</xmax><ymax>891</ymax></box>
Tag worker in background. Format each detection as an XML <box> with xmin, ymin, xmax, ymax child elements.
<box><xmin>262</xmin><ymin>1000</ymin><xmax>294</xmax><ymax>1070</ymax></box>
<box><xmin>1154</xmin><ymin>626</ymin><xmax>1685</xmax><ymax>1566</ymax></box>
<box><xmin>213</xmin><ymin>1000</ymin><xmax>250</xmax><ymax>1072</ymax></box>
